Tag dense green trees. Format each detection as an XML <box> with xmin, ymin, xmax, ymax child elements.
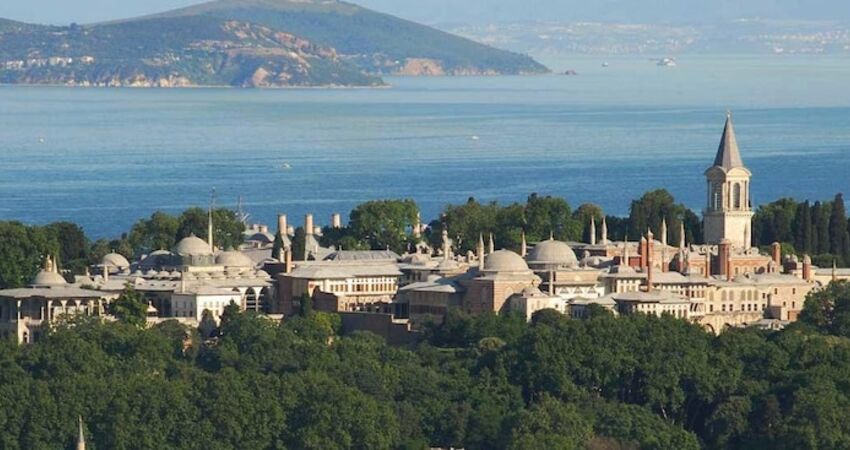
<box><xmin>5</xmin><ymin>285</ymin><xmax>850</xmax><ymax>449</ymax></box>
<box><xmin>753</xmin><ymin>194</ymin><xmax>850</xmax><ymax>265</ymax></box>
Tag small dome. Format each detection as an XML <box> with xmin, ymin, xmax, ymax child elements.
<box><xmin>216</xmin><ymin>250</ymin><xmax>255</xmax><ymax>268</ymax></box>
<box><xmin>31</xmin><ymin>270</ymin><xmax>67</xmax><ymax>287</ymax></box>
<box><xmin>527</xmin><ymin>239</ymin><xmax>578</xmax><ymax>267</ymax></box>
<box><xmin>484</xmin><ymin>250</ymin><xmax>530</xmax><ymax>273</ymax></box>
<box><xmin>174</xmin><ymin>235</ymin><xmax>212</xmax><ymax>256</ymax></box>
<box><xmin>101</xmin><ymin>253</ymin><xmax>130</xmax><ymax>269</ymax></box>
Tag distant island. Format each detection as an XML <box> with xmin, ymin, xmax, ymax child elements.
<box><xmin>0</xmin><ymin>0</ymin><xmax>549</xmax><ymax>88</ymax></box>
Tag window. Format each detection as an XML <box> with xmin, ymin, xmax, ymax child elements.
<box><xmin>733</xmin><ymin>183</ymin><xmax>742</xmax><ymax>209</ymax></box>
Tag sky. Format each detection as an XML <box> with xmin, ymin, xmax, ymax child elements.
<box><xmin>2</xmin><ymin>0</ymin><xmax>850</xmax><ymax>25</ymax></box>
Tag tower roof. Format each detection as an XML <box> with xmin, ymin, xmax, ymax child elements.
<box><xmin>713</xmin><ymin>112</ymin><xmax>745</xmax><ymax>170</ymax></box>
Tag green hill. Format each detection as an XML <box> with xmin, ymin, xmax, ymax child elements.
<box><xmin>0</xmin><ymin>0</ymin><xmax>548</xmax><ymax>87</ymax></box>
<box><xmin>0</xmin><ymin>15</ymin><xmax>381</xmax><ymax>87</ymax></box>
<box><xmin>150</xmin><ymin>0</ymin><xmax>549</xmax><ymax>76</ymax></box>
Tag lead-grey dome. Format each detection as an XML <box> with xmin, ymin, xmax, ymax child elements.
<box><xmin>31</xmin><ymin>270</ymin><xmax>67</xmax><ymax>287</ymax></box>
<box><xmin>216</xmin><ymin>250</ymin><xmax>255</xmax><ymax>268</ymax></box>
<box><xmin>527</xmin><ymin>239</ymin><xmax>578</xmax><ymax>268</ymax></box>
<box><xmin>101</xmin><ymin>253</ymin><xmax>130</xmax><ymax>269</ymax></box>
<box><xmin>484</xmin><ymin>250</ymin><xmax>530</xmax><ymax>273</ymax></box>
<box><xmin>174</xmin><ymin>235</ymin><xmax>212</xmax><ymax>256</ymax></box>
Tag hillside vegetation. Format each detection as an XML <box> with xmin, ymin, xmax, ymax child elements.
<box><xmin>0</xmin><ymin>0</ymin><xmax>547</xmax><ymax>87</ymax></box>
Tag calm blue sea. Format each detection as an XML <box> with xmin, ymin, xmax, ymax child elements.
<box><xmin>1</xmin><ymin>55</ymin><xmax>850</xmax><ymax>238</ymax></box>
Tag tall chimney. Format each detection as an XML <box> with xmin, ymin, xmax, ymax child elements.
<box><xmin>639</xmin><ymin>237</ymin><xmax>648</xmax><ymax>269</ymax></box>
<box><xmin>802</xmin><ymin>255</ymin><xmax>813</xmax><ymax>282</ymax></box>
<box><xmin>278</xmin><ymin>214</ymin><xmax>288</xmax><ymax>236</ymax></box>
<box><xmin>645</xmin><ymin>231</ymin><xmax>654</xmax><ymax>292</ymax></box>
<box><xmin>413</xmin><ymin>212</ymin><xmax>422</xmax><ymax>239</ymax></box>
<box><xmin>331</xmin><ymin>213</ymin><xmax>342</xmax><ymax>229</ymax></box>
<box><xmin>285</xmin><ymin>248</ymin><xmax>293</xmax><ymax>274</ymax></box>
<box><xmin>719</xmin><ymin>240</ymin><xmax>732</xmax><ymax>281</ymax></box>
<box><xmin>771</xmin><ymin>242</ymin><xmax>781</xmax><ymax>266</ymax></box>
<box><xmin>305</xmin><ymin>214</ymin><xmax>314</xmax><ymax>237</ymax></box>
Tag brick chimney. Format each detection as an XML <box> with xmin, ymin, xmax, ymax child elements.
<box><xmin>771</xmin><ymin>242</ymin><xmax>782</xmax><ymax>266</ymax></box>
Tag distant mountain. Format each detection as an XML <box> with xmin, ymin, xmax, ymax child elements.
<box><xmin>0</xmin><ymin>0</ymin><xmax>548</xmax><ymax>88</ymax></box>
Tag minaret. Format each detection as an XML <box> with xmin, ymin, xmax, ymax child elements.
<box><xmin>601</xmin><ymin>217</ymin><xmax>609</xmax><ymax>245</ymax></box>
<box><xmin>488</xmin><ymin>233</ymin><xmax>495</xmax><ymax>254</ymax></box>
<box><xmin>589</xmin><ymin>217</ymin><xmax>597</xmax><ymax>245</ymax></box>
<box><xmin>477</xmin><ymin>234</ymin><xmax>485</xmax><ymax>270</ymax></box>
<box><xmin>679</xmin><ymin>221</ymin><xmax>686</xmax><ymax>250</ymax></box>
<box><xmin>77</xmin><ymin>416</ymin><xmax>86</xmax><ymax>450</ymax></box>
<box><xmin>660</xmin><ymin>219</ymin><xmax>668</xmax><ymax>247</ymax></box>
<box><xmin>703</xmin><ymin>112</ymin><xmax>754</xmax><ymax>249</ymax></box>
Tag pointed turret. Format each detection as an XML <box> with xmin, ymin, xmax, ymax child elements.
<box><xmin>714</xmin><ymin>111</ymin><xmax>744</xmax><ymax>170</ymax></box>
<box><xmin>477</xmin><ymin>234</ymin><xmax>485</xmax><ymax>270</ymax></box>
<box><xmin>601</xmin><ymin>217</ymin><xmax>609</xmax><ymax>245</ymax></box>
<box><xmin>589</xmin><ymin>217</ymin><xmax>597</xmax><ymax>245</ymax></box>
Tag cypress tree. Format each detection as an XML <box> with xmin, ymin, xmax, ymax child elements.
<box><xmin>271</xmin><ymin>231</ymin><xmax>283</xmax><ymax>261</ymax></box>
<box><xmin>829</xmin><ymin>193</ymin><xmax>847</xmax><ymax>256</ymax></box>
<box><xmin>811</xmin><ymin>201</ymin><xmax>821</xmax><ymax>255</ymax></box>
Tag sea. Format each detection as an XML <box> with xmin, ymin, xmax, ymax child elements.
<box><xmin>2</xmin><ymin>54</ymin><xmax>850</xmax><ymax>239</ymax></box>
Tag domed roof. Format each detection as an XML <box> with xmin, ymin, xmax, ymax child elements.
<box><xmin>527</xmin><ymin>239</ymin><xmax>578</xmax><ymax>267</ymax></box>
<box><xmin>31</xmin><ymin>270</ymin><xmax>67</xmax><ymax>287</ymax></box>
<box><xmin>174</xmin><ymin>235</ymin><xmax>212</xmax><ymax>256</ymax></box>
<box><xmin>216</xmin><ymin>250</ymin><xmax>255</xmax><ymax>268</ymax></box>
<box><xmin>101</xmin><ymin>253</ymin><xmax>130</xmax><ymax>269</ymax></box>
<box><xmin>484</xmin><ymin>250</ymin><xmax>530</xmax><ymax>273</ymax></box>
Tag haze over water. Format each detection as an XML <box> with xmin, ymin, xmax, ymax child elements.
<box><xmin>2</xmin><ymin>55</ymin><xmax>850</xmax><ymax>238</ymax></box>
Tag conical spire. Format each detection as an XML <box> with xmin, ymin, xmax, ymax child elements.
<box><xmin>679</xmin><ymin>221</ymin><xmax>686</xmax><ymax>249</ymax></box>
<box><xmin>660</xmin><ymin>219</ymin><xmax>668</xmax><ymax>247</ymax></box>
<box><xmin>589</xmin><ymin>217</ymin><xmax>597</xmax><ymax>245</ymax></box>
<box><xmin>441</xmin><ymin>228</ymin><xmax>451</xmax><ymax>261</ymax></box>
<box><xmin>714</xmin><ymin>111</ymin><xmax>744</xmax><ymax>169</ymax></box>
<box><xmin>488</xmin><ymin>233</ymin><xmax>495</xmax><ymax>254</ymax></box>
<box><xmin>478</xmin><ymin>234</ymin><xmax>485</xmax><ymax>270</ymax></box>
<box><xmin>601</xmin><ymin>217</ymin><xmax>609</xmax><ymax>245</ymax></box>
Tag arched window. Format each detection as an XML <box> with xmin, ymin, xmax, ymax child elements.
<box><xmin>733</xmin><ymin>183</ymin><xmax>742</xmax><ymax>209</ymax></box>
<box><xmin>712</xmin><ymin>183</ymin><xmax>722</xmax><ymax>210</ymax></box>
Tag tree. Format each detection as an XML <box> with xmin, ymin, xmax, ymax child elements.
<box><xmin>799</xmin><ymin>281</ymin><xmax>850</xmax><ymax>337</ymax></box>
<box><xmin>176</xmin><ymin>207</ymin><xmax>244</xmax><ymax>251</ymax></box>
<box><xmin>627</xmin><ymin>190</ymin><xmax>697</xmax><ymax>244</ymax></box>
<box><xmin>271</xmin><ymin>230</ymin><xmax>284</xmax><ymax>261</ymax></box>
<box><xmin>829</xmin><ymin>194</ymin><xmax>849</xmax><ymax>261</ymax></box>
<box><xmin>348</xmin><ymin>199</ymin><xmax>419</xmax><ymax>254</ymax></box>
<box><xmin>108</xmin><ymin>285</ymin><xmax>148</xmax><ymax>328</ymax></box>
<box><xmin>0</xmin><ymin>221</ymin><xmax>58</xmax><ymax>289</ymax></box>
<box><xmin>433</xmin><ymin>197</ymin><xmax>499</xmax><ymax>253</ymax></box>
<box><xmin>573</xmin><ymin>203</ymin><xmax>604</xmax><ymax>244</ymax></box>
<box><xmin>507</xmin><ymin>395</ymin><xmax>593</xmax><ymax>450</ymax></box>
<box><xmin>524</xmin><ymin>194</ymin><xmax>578</xmax><ymax>242</ymax></box>
<box><xmin>127</xmin><ymin>211</ymin><xmax>179</xmax><ymax>256</ymax></box>
<box><xmin>44</xmin><ymin>222</ymin><xmax>89</xmax><ymax>270</ymax></box>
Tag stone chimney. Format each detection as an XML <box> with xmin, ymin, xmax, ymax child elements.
<box><xmin>305</xmin><ymin>214</ymin><xmax>314</xmax><ymax>237</ymax></box>
<box><xmin>645</xmin><ymin>231</ymin><xmax>654</xmax><ymax>291</ymax></box>
<box><xmin>771</xmin><ymin>242</ymin><xmax>782</xmax><ymax>267</ymax></box>
<box><xmin>639</xmin><ymin>237</ymin><xmax>648</xmax><ymax>269</ymax></box>
<box><xmin>601</xmin><ymin>217</ymin><xmax>609</xmax><ymax>245</ymax></box>
<box><xmin>278</xmin><ymin>214</ymin><xmax>287</xmax><ymax>236</ymax></box>
<box><xmin>719</xmin><ymin>240</ymin><xmax>732</xmax><ymax>281</ymax></box>
<box><xmin>331</xmin><ymin>213</ymin><xmax>342</xmax><ymax>229</ymax></box>
<box><xmin>521</xmin><ymin>231</ymin><xmax>528</xmax><ymax>257</ymax></box>
<box><xmin>802</xmin><ymin>254</ymin><xmax>813</xmax><ymax>282</ymax></box>
<box><xmin>413</xmin><ymin>212</ymin><xmax>422</xmax><ymax>239</ymax></box>
<box><xmin>284</xmin><ymin>247</ymin><xmax>293</xmax><ymax>274</ymax></box>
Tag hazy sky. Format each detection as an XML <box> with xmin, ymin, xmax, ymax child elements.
<box><xmin>2</xmin><ymin>0</ymin><xmax>850</xmax><ymax>25</ymax></box>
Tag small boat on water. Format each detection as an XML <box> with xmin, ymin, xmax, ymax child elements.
<box><xmin>602</xmin><ymin>62</ymin><xmax>610</xmax><ymax>68</ymax></box>
<box><xmin>656</xmin><ymin>57</ymin><xmax>677</xmax><ymax>67</ymax></box>
<box><xmin>470</xmin><ymin>135</ymin><xmax>480</xmax><ymax>141</ymax></box>
<box><xmin>282</xmin><ymin>163</ymin><xmax>292</xmax><ymax>170</ymax></box>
